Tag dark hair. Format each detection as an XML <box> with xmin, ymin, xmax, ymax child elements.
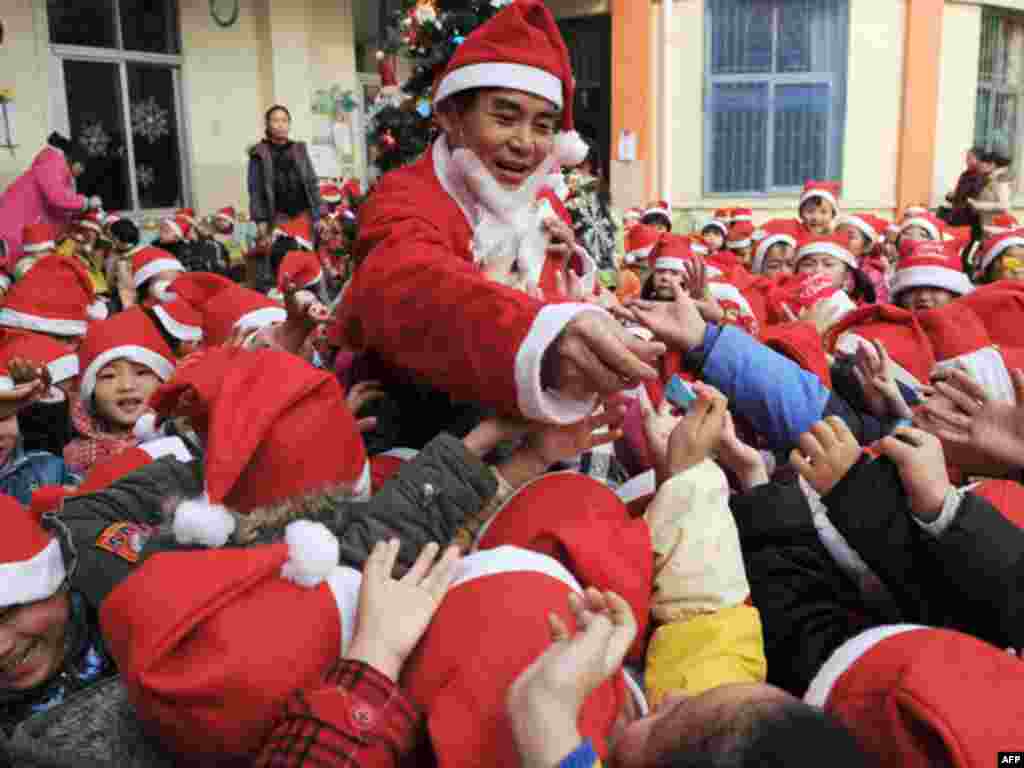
<box><xmin>140</xmin><ymin>305</ymin><xmax>183</xmax><ymax>355</ymax></box>
<box><xmin>848</xmin><ymin>266</ymin><xmax>877</xmax><ymax>304</ymax></box>
<box><xmin>48</xmin><ymin>131</ymin><xmax>88</xmax><ymax>167</ymax></box>
<box><xmin>641</xmin><ymin>212</ymin><xmax>672</xmax><ymax>231</ymax></box>
<box><xmin>656</xmin><ymin>699</ymin><xmax>876</xmax><ymax>768</ymax></box>
<box><xmin>110</xmin><ymin>219</ymin><xmax>140</xmax><ymax>247</ymax></box>
<box><xmin>264</xmin><ymin>105</ymin><xmax>292</xmax><ymax>139</ymax></box>
<box><xmin>981</xmin><ymin>148</ymin><xmax>1012</xmax><ymax>168</ymax></box>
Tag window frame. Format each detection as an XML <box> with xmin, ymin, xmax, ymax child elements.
<box><xmin>976</xmin><ymin>7</ymin><xmax>1024</xmax><ymax>192</ymax></box>
<box><xmin>44</xmin><ymin>0</ymin><xmax>192</xmax><ymax>218</ymax></box>
<box><xmin>702</xmin><ymin>0</ymin><xmax>847</xmax><ymax>198</ymax></box>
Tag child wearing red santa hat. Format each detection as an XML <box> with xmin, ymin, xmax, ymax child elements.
<box><xmin>63</xmin><ymin>307</ymin><xmax>177</xmax><ymax>475</ymax></box>
<box><xmin>799</xmin><ymin>180</ymin><xmax>841</xmax><ymax>235</ymax></box>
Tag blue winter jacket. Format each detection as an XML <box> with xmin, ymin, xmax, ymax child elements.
<box><xmin>0</xmin><ymin>439</ymin><xmax>78</xmax><ymax>505</ymax></box>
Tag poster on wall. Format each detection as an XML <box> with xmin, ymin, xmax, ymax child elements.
<box><xmin>311</xmin><ymin>85</ymin><xmax>359</xmax><ymax>179</ymax></box>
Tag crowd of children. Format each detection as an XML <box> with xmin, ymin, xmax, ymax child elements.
<box><xmin>1</xmin><ymin>1</ymin><xmax>1024</xmax><ymax>766</ymax></box>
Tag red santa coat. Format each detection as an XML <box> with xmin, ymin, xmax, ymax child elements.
<box><xmin>0</xmin><ymin>146</ymin><xmax>87</xmax><ymax>268</ymax></box>
<box><xmin>349</xmin><ymin>137</ymin><xmax>601</xmax><ymax>424</ymax></box>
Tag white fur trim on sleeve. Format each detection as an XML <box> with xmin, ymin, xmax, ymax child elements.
<box><xmin>172</xmin><ymin>495</ymin><xmax>236</xmax><ymax>547</ymax></box>
<box><xmin>804</xmin><ymin>624</ymin><xmax>928</xmax><ymax>708</ymax></box>
<box><xmin>514</xmin><ymin>303</ymin><xmax>605</xmax><ymax>424</ymax></box>
<box><xmin>911</xmin><ymin>485</ymin><xmax>964</xmax><ymax>538</ymax></box>
<box><xmin>281</xmin><ymin>520</ymin><xmax>340</xmax><ymax>587</ymax></box>
<box><xmin>139</xmin><ymin>436</ymin><xmax>192</xmax><ymax>463</ymax></box>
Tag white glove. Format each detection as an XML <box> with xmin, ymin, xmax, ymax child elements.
<box><xmin>86</xmin><ymin>195</ymin><xmax>103</xmax><ymax>210</ymax></box>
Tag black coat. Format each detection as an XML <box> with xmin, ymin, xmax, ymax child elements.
<box><xmin>247</xmin><ymin>140</ymin><xmax>322</xmax><ymax>227</ymax></box>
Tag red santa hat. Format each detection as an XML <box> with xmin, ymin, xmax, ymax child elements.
<box><xmin>890</xmin><ymin>240</ymin><xmax>972</xmax><ymax>303</ymax></box>
<box><xmin>731</xmin><ymin>207</ymin><xmax>753</xmax><ymax>223</ymax></box>
<box><xmin>75</xmin><ymin>209</ymin><xmax>105</xmax><ymax>235</ymax></box>
<box><xmin>795</xmin><ymin>233</ymin><xmax>858</xmax><ymax>270</ymax></box>
<box><xmin>277</xmin><ymin>249</ymin><xmax>323</xmax><ymax>293</ymax></box>
<box><xmin>751</xmin><ymin>219</ymin><xmax>800</xmax><ymax>273</ymax></box>
<box><xmin>148</xmin><ymin>346</ymin><xmax>369</xmax><ymax>524</ymax></box>
<box><xmin>0</xmin><ymin>254</ymin><xmax>106</xmax><ymax>336</ymax></box>
<box><xmin>21</xmin><ymin>223</ymin><xmax>59</xmax><ymax>254</ymax></box>
<box><xmin>77</xmin><ymin>307</ymin><xmax>176</xmax><ymax>403</ymax></box>
<box><xmin>474</xmin><ymin>472</ymin><xmax>653</xmax><ymax>662</ymax></box>
<box><xmin>623</xmin><ymin>224</ymin><xmax>662</xmax><ymax>266</ymax></box>
<box><xmin>800</xmin><ymin>180</ymin><xmax>841</xmax><ymax>212</ymax></box>
<box><xmin>318</xmin><ymin>181</ymin><xmax>342</xmax><ymax>205</ymax></box>
<box><xmin>339</xmin><ymin>178</ymin><xmax>361</xmax><ymax>203</ymax></box>
<box><xmin>77</xmin><ymin>436</ymin><xmax>193</xmax><ymax>496</ymax></box>
<box><xmin>100</xmin><ymin>523</ymin><xmax>360</xmax><ymax>761</ymax></box>
<box><xmin>983</xmin><ymin>211</ymin><xmax>1019</xmax><ymax>236</ymax></box>
<box><xmin>710</xmin><ymin>280</ymin><xmax>761</xmax><ymax>334</ymax></box>
<box><xmin>168</xmin><ymin>272</ymin><xmax>286</xmax><ymax>346</ymax></box>
<box><xmin>161</xmin><ymin>214</ymin><xmax>192</xmax><ymax>242</ymax></box>
<box><xmin>213</xmin><ymin>206</ymin><xmax>236</xmax><ymax>229</ymax></box>
<box><xmin>150</xmin><ymin>299</ymin><xmax>204</xmax><ymax>344</ymax></box>
<box><xmin>977</xmin><ymin>227</ymin><xmax>1024</xmax><ymax>275</ymax></box>
<box><xmin>713</xmin><ymin>207</ymin><xmax>734</xmax><ymax>224</ymax></box>
<box><xmin>826</xmin><ymin>304</ymin><xmax>937</xmax><ymax>391</ymax></box>
<box><xmin>805</xmin><ymin>625</ymin><xmax>1024</xmax><ymax>768</ymax></box>
<box><xmin>647</xmin><ymin>233</ymin><xmax>693</xmax><ymax>272</ymax></box>
<box><xmin>0</xmin><ymin>332</ymin><xmax>78</xmax><ymax>392</ymax></box>
<box><xmin>131</xmin><ymin>245</ymin><xmax>184</xmax><ymax>290</ymax></box>
<box><xmin>960</xmin><ymin>280</ymin><xmax>1024</xmax><ymax>347</ymax></box>
<box><xmin>642</xmin><ymin>200</ymin><xmax>673</xmax><ymax>228</ymax></box>
<box><xmin>403</xmin><ymin>546</ymin><xmax>638</xmax><ymax>767</ymax></box>
<box><xmin>837</xmin><ymin>213</ymin><xmax>884</xmax><ymax>247</ymax></box>
<box><xmin>273</xmin><ymin>216</ymin><xmax>314</xmax><ymax>250</ymax></box>
<box><xmin>702</xmin><ymin>215</ymin><xmax>730</xmax><ymax>238</ymax></box>
<box><xmin>0</xmin><ymin>495</ymin><xmax>66</xmax><ymax>608</ymax></box>
<box><xmin>899</xmin><ymin>211</ymin><xmax>944</xmax><ymax>242</ymax></box>
<box><xmin>623</xmin><ymin>206</ymin><xmax>644</xmax><ymax>225</ymax></box>
<box><xmin>762</xmin><ymin>320</ymin><xmax>833</xmax><ymax>387</ymax></box>
<box><xmin>726</xmin><ymin>221</ymin><xmax>755</xmax><ymax>250</ymax></box>
<box><xmin>433</xmin><ymin>0</ymin><xmax>588</xmax><ymax>167</ymax></box>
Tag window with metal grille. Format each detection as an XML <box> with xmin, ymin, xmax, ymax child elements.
<box><xmin>976</xmin><ymin>9</ymin><xmax>1023</xmax><ymax>173</ymax></box>
<box><xmin>704</xmin><ymin>0</ymin><xmax>849</xmax><ymax>195</ymax></box>
<box><xmin>47</xmin><ymin>0</ymin><xmax>189</xmax><ymax>215</ymax></box>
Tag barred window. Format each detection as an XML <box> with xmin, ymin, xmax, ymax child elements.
<box><xmin>976</xmin><ymin>9</ymin><xmax>1023</xmax><ymax>174</ymax></box>
<box><xmin>704</xmin><ymin>0</ymin><xmax>849</xmax><ymax>195</ymax></box>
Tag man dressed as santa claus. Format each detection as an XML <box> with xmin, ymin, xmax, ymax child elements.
<box><xmin>346</xmin><ymin>0</ymin><xmax>664</xmax><ymax>442</ymax></box>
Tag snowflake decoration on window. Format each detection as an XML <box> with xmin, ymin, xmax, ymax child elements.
<box><xmin>131</xmin><ymin>97</ymin><xmax>170</xmax><ymax>143</ymax></box>
<box><xmin>79</xmin><ymin>121</ymin><xmax>112</xmax><ymax>158</ymax></box>
<box><xmin>136</xmin><ymin>164</ymin><xmax>155</xmax><ymax>189</ymax></box>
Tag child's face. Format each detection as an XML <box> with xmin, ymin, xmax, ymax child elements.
<box><xmin>0</xmin><ymin>592</ymin><xmax>71</xmax><ymax>692</ymax></box>
<box><xmin>702</xmin><ymin>229</ymin><xmax>725</xmax><ymax>251</ymax></box>
<box><xmin>93</xmin><ymin>358</ymin><xmax>162</xmax><ymax>430</ymax></box>
<box><xmin>900</xmin><ymin>286</ymin><xmax>958</xmax><ymax>311</ymax></box>
<box><xmin>652</xmin><ymin>267</ymin><xmax>685</xmax><ymax>300</ymax></box>
<box><xmin>799</xmin><ymin>198</ymin><xmax>835</xmax><ymax>235</ymax></box>
<box><xmin>992</xmin><ymin>246</ymin><xmax>1024</xmax><ymax>282</ymax></box>
<box><xmin>836</xmin><ymin>225</ymin><xmax>867</xmax><ymax>258</ymax></box>
<box><xmin>761</xmin><ymin>243</ymin><xmax>793</xmax><ymax>276</ymax></box>
<box><xmin>796</xmin><ymin>253</ymin><xmax>849</xmax><ymax>290</ymax></box>
<box><xmin>159</xmin><ymin>222</ymin><xmax>179</xmax><ymax>244</ymax></box>
<box><xmin>899</xmin><ymin>226</ymin><xmax>933</xmax><ymax>247</ymax></box>
<box><xmin>648</xmin><ymin>221</ymin><xmax>670</xmax><ymax>234</ymax></box>
<box><xmin>733</xmin><ymin>245</ymin><xmax>752</xmax><ymax>266</ymax></box>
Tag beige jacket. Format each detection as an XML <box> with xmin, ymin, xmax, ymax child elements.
<box><xmin>972</xmin><ymin>167</ymin><xmax>1012</xmax><ymax>228</ymax></box>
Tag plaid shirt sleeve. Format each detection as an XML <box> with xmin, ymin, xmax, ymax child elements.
<box><xmin>256</xmin><ymin>659</ymin><xmax>424</xmax><ymax>768</ymax></box>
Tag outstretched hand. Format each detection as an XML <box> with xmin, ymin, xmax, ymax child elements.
<box><xmin>790</xmin><ymin>416</ymin><xmax>861</xmax><ymax>496</ymax></box>
<box><xmin>877</xmin><ymin>426</ymin><xmax>951</xmax><ymax>523</ymax></box>
<box><xmin>0</xmin><ymin>357</ymin><xmax>50</xmax><ymax>420</ymax></box>
<box><xmin>507</xmin><ymin>589</ymin><xmax>637</xmax><ymax>768</ymax></box>
<box><xmin>346</xmin><ymin>539</ymin><xmax>460</xmax><ymax>682</ymax></box>
<box><xmin>619</xmin><ymin>281</ymin><xmax>708</xmax><ymax>352</ymax></box>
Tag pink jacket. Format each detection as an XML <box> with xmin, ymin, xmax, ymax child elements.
<box><xmin>0</xmin><ymin>146</ymin><xmax>86</xmax><ymax>268</ymax></box>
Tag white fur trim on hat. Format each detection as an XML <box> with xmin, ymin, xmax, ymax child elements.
<box><xmin>708</xmin><ymin>282</ymin><xmax>753</xmax><ymax>316</ymax></box>
<box><xmin>891</xmin><ymin>266</ymin><xmax>973</xmax><ymax>300</ymax></box>
<box><xmin>726</xmin><ymin>237</ymin><xmax>751</xmax><ymax>249</ymax></box>
<box><xmin>140</xmin><ymin>436</ymin><xmax>192</xmax><ymax>463</ymax></box>
<box><xmin>47</xmin><ymin>353</ymin><xmax>79</xmax><ymax>385</ymax></box>
<box><xmin>172</xmin><ymin>494</ymin><xmax>237</xmax><ymax>547</ymax></box>
<box><xmin>804</xmin><ymin>624</ymin><xmax>927</xmax><ymax>707</ymax></box>
<box><xmin>0</xmin><ymin>274</ymin><xmax>10</xmax><ymax>293</ymax></box>
<box><xmin>234</xmin><ymin>306</ymin><xmax>287</xmax><ymax>333</ymax></box>
<box><xmin>935</xmin><ymin>346</ymin><xmax>1016</xmax><ymax>404</ymax></box>
<box><xmin>796</xmin><ymin>241</ymin><xmax>856</xmax><ymax>270</ymax></box>
<box><xmin>980</xmin><ymin>235</ymin><xmax>1024</xmax><ymax>274</ymax></box>
<box><xmin>87</xmin><ymin>301</ymin><xmax>108</xmax><ymax>321</ymax></box>
<box><xmin>0</xmin><ymin>537</ymin><xmax>67</xmax><ymax>609</ymax></box>
<box><xmin>436</xmin><ymin>62</ymin><xmax>564</xmax><ymax>110</ymax></box>
<box><xmin>151</xmin><ymin>304</ymin><xmax>202</xmax><ymax>342</ymax></box>
<box><xmin>214</xmin><ymin>212</ymin><xmax>236</xmax><ymax>223</ymax></box>
<box><xmin>80</xmin><ymin>345</ymin><xmax>176</xmax><ymax>402</ymax></box>
<box><xmin>800</xmin><ymin>188</ymin><xmax>838</xmax><ymax>211</ymax></box>
<box><xmin>653</xmin><ymin>257</ymin><xmax>687</xmax><ymax>271</ymax></box>
<box><xmin>732</xmin><ymin>213</ymin><xmax>753</xmax><ymax>223</ymax></box>
<box><xmin>553</xmin><ymin>130</ymin><xmax>589</xmax><ymax>167</ymax></box>
<box><xmin>163</xmin><ymin>218</ymin><xmax>184</xmax><ymax>241</ymax></box>
<box><xmin>0</xmin><ymin>308</ymin><xmax>87</xmax><ymax>337</ymax></box>
<box><xmin>134</xmin><ymin>258</ymin><xmax>184</xmax><ymax>289</ymax></box>
<box><xmin>281</xmin><ymin>520</ymin><xmax>340</xmax><ymax>588</ymax></box>
<box><xmin>453</xmin><ymin>545</ymin><xmax>583</xmax><ymax>593</ymax></box>
<box><xmin>625</xmin><ymin>244</ymin><xmax>655</xmax><ymax>266</ymax></box>
<box><xmin>753</xmin><ymin>234</ymin><xmax>797</xmax><ymax>274</ymax></box>
<box><xmin>22</xmin><ymin>240</ymin><xmax>55</xmax><ymax>254</ymax></box>
<box><xmin>900</xmin><ymin>216</ymin><xmax>939</xmax><ymax>241</ymax></box>
<box><xmin>702</xmin><ymin>220</ymin><xmax>729</xmax><ymax>236</ymax></box>
<box><xmin>644</xmin><ymin>208</ymin><xmax>672</xmax><ymax>223</ymax></box>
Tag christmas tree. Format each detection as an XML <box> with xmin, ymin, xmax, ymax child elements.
<box><xmin>366</xmin><ymin>0</ymin><xmax>515</xmax><ymax>176</ymax></box>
